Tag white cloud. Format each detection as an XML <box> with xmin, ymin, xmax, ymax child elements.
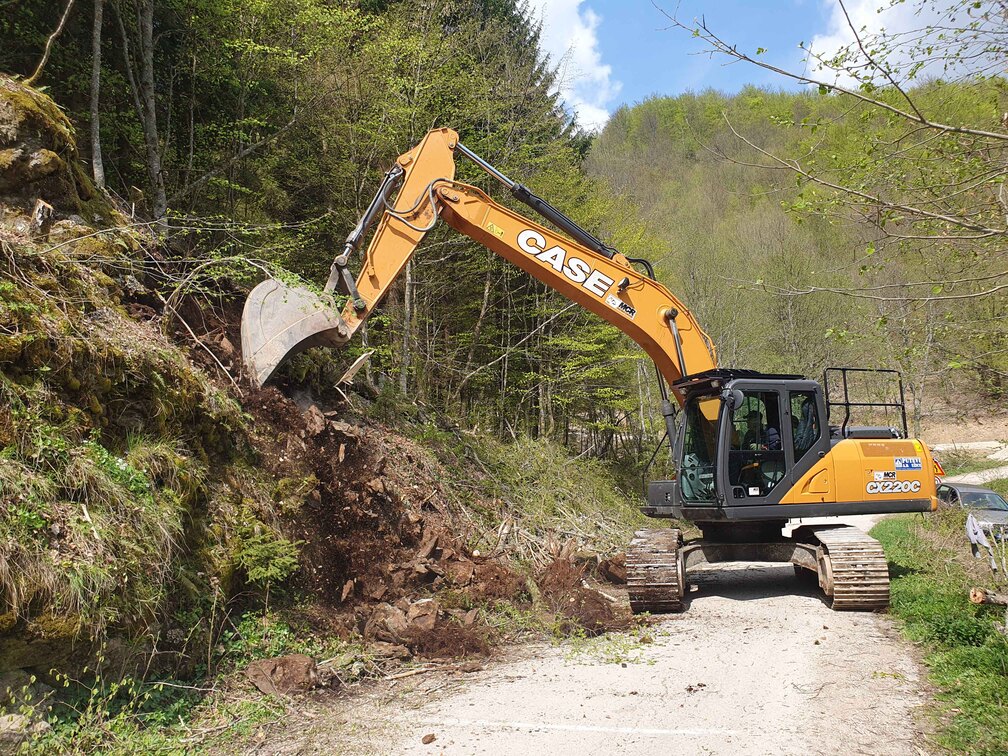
<box><xmin>528</xmin><ymin>1</ymin><xmax>621</xmax><ymax>132</ymax></box>
<box><xmin>807</xmin><ymin>0</ymin><xmax>961</xmax><ymax>86</ymax></box>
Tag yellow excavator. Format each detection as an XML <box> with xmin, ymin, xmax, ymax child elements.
<box><xmin>241</xmin><ymin>128</ymin><xmax>939</xmax><ymax>612</ymax></box>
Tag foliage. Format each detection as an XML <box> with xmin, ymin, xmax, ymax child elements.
<box><xmin>935</xmin><ymin>449</ymin><xmax>1006</xmax><ymax>477</ymax></box>
<box><xmin>873</xmin><ymin>515</ymin><xmax>1008</xmax><ymax>753</ymax></box>
<box><xmin>590</xmin><ymin>82</ymin><xmax>1007</xmax><ymax>430</ymax></box>
<box><xmin>0</xmin><ymin>165</ymin><xmax>303</xmax><ymax>671</ymax></box>
<box><xmin>1</xmin><ymin>0</ymin><xmax>664</xmax><ymax>465</ymax></box>
<box><xmin>235</xmin><ymin>530</ymin><xmax>301</xmax><ymax>593</ymax></box>
<box><xmin>414</xmin><ymin>424</ymin><xmax>648</xmax><ymax>555</ymax></box>
<box><xmin>655</xmin><ymin>1</ymin><xmax>1008</xmax><ymax>419</ymax></box>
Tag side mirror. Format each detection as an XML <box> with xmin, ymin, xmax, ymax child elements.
<box><xmin>721</xmin><ymin>387</ymin><xmax>745</xmax><ymax>410</ymax></box>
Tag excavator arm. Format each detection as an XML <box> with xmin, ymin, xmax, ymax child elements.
<box><xmin>242</xmin><ymin>128</ymin><xmax>716</xmax><ymax>411</ymax></box>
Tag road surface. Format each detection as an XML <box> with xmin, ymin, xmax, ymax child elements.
<box><xmin>274</xmin><ymin>560</ymin><xmax>928</xmax><ymax>756</ymax></box>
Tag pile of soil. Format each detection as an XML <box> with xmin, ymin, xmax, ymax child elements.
<box><xmin>537</xmin><ymin>557</ymin><xmax>629</xmax><ymax>636</ymax></box>
<box><xmin>240</xmin><ymin>385</ymin><xmax>526</xmax><ymax>658</ymax></box>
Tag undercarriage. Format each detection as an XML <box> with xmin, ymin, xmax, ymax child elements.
<box><xmin>626</xmin><ymin>523</ymin><xmax>890</xmax><ymax>613</ymax></box>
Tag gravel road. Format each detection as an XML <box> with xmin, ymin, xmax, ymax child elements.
<box><xmin>317</xmin><ymin>557</ymin><xmax>928</xmax><ymax>756</ymax></box>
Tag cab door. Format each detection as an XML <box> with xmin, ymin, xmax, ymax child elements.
<box><xmin>721</xmin><ymin>386</ymin><xmax>790</xmax><ymax>506</ymax></box>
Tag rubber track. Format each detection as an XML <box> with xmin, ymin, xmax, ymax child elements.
<box><xmin>811</xmin><ymin>525</ymin><xmax>890</xmax><ymax>611</ymax></box>
<box><xmin>626</xmin><ymin>528</ymin><xmax>683</xmax><ymax>614</ymax></box>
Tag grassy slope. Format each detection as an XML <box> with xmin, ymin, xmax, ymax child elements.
<box><xmin>872</xmin><ymin>512</ymin><xmax>1008</xmax><ymax>753</ymax></box>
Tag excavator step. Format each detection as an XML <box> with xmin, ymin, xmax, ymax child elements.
<box><xmin>809</xmin><ymin>525</ymin><xmax>891</xmax><ymax>611</ymax></box>
<box><xmin>626</xmin><ymin>528</ymin><xmax>684</xmax><ymax>614</ymax></box>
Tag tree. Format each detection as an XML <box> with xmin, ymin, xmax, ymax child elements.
<box><xmin>659</xmin><ymin>0</ymin><xmax>1007</xmax><ymax>405</ymax></box>
<box><xmin>661</xmin><ymin>0</ymin><xmax>1007</xmax><ymax>295</ymax></box>
<box><xmin>114</xmin><ymin>0</ymin><xmax>167</xmax><ymax>218</ymax></box>
<box><xmin>89</xmin><ymin>0</ymin><xmax>105</xmax><ymax>189</ymax></box>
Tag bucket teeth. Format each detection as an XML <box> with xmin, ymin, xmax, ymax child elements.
<box><xmin>241</xmin><ymin>279</ymin><xmax>351</xmax><ymax>388</ymax></box>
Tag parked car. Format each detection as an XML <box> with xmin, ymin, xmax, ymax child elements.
<box><xmin>937</xmin><ymin>482</ymin><xmax>1008</xmax><ymax>539</ymax></box>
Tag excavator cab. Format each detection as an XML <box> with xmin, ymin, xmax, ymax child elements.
<box><xmin>646</xmin><ymin>367</ymin><xmax>934</xmax><ymax>528</ymax></box>
<box><xmin>646</xmin><ymin>369</ymin><xmax>832</xmax><ymax>523</ymax></box>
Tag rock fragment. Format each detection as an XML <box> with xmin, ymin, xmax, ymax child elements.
<box><xmin>245</xmin><ymin>654</ymin><xmax>319</xmax><ymax>695</ymax></box>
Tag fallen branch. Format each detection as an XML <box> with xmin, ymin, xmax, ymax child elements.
<box><xmin>384</xmin><ymin>666</ymin><xmax>436</xmax><ymax>681</ymax></box>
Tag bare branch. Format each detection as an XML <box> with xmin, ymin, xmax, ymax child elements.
<box><xmin>837</xmin><ymin>0</ymin><xmax>925</xmax><ymax>120</ymax></box>
<box><xmin>725</xmin><ymin>276</ymin><xmax>1008</xmax><ymax>302</ymax></box>
<box><xmin>720</xmin><ymin>113</ymin><xmax>1008</xmax><ymax>236</ymax></box>
<box><xmin>24</xmin><ymin>0</ymin><xmax>77</xmax><ymax>86</ymax></box>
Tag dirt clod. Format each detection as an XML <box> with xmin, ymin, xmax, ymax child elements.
<box><xmin>407</xmin><ymin>598</ymin><xmax>441</xmax><ymax>631</ymax></box>
<box><xmin>597</xmin><ymin>553</ymin><xmax>627</xmax><ymax>584</ymax></box>
<box><xmin>304</xmin><ymin>404</ymin><xmax>326</xmax><ymax>437</ymax></box>
<box><xmin>537</xmin><ymin>558</ymin><xmax>626</xmax><ymax>636</ymax></box>
<box><xmin>246</xmin><ymin>654</ymin><xmax>319</xmax><ymax>695</ymax></box>
<box><xmin>468</xmin><ymin>561</ymin><xmax>523</xmax><ymax>601</ymax></box>
<box><xmin>404</xmin><ymin>620</ymin><xmax>491</xmax><ymax>659</ymax></box>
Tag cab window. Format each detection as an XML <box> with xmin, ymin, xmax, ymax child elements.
<box><xmin>728</xmin><ymin>391</ymin><xmax>786</xmax><ymax>497</ymax></box>
<box><xmin>790</xmin><ymin>391</ymin><xmax>820</xmax><ymax>460</ymax></box>
<box><xmin>680</xmin><ymin>396</ymin><xmax>719</xmax><ymax>503</ymax></box>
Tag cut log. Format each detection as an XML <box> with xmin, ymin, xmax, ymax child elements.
<box><xmin>969</xmin><ymin>587</ymin><xmax>1008</xmax><ymax>606</ymax></box>
<box><xmin>970</xmin><ymin>587</ymin><xmax>1008</xmax><ymax>635</ymax></box>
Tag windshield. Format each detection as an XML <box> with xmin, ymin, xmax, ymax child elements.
<box><xmin>679</xmin><ymin>395</ymin><xmax>720</xmax><ymax>503</ymax></box>
<box><xmin>962</xmin><ymin>491</ymin><xmax>1008</xmax><ymax>511</ymax></box>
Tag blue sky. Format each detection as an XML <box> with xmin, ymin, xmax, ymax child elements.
<box><xmin>530</xmin><ymin>0</ymin><xmax>928</xmax><ymax>130</ymax></box>
<box><xmin>592</xmin><ymin>0</ymin><xmax>827</xmax><ymax>102</ymax></box>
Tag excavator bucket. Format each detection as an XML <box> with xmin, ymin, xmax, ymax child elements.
<box><xmin>241</xmin><ymin>278</ymin><xmax>350</xmax><ymax>388</ymax></box>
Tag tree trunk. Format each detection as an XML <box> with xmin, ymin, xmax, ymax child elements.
<box><xmin>89</xmin><ymin>0</ymin><xmax>105</xmax><ymax>189</ymax></box>
<box><xmin>452</xmin><ymin>266</ymin><xmax>493</xmax><ymax>403</ymax></box>
<box><xmin>116</xmin><ymin>0</ymin><xmax>167</xmax><ymax>219</ymax></box>
<box><xmin>136</xmin><ymin>0</ymin><xmax>167</xmax><ymax>218</ymax></box>
<box><xmin>399</xmin><ymin>260</ymin><xmax>413</xmax><ymax>395</ymax></box>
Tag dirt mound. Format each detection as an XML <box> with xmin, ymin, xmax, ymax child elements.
<box><xmin>402</xmin><ymin>621</ymin><xmax>492</xmax><ymax>659</ymax></box>
<box><xmin>537</xmin><ymin>558</ymin><xmax>628</xmax><ymax>636</ymax></box>
<box><xmin>237</xmin><ymin>385</ymin><xmax>529</xmax><ymax>653</ymax></box>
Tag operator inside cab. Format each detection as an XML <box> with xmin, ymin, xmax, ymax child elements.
<box><xmin>730</xmin><ymin>399</ymin><xmax>784</xmax><ymax>497</ymax></box>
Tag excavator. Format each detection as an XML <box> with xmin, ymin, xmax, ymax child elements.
<box><xmin>241</xmin><ymin>127</ymin><xmax>940</xmax><ymax>612</ymax></box>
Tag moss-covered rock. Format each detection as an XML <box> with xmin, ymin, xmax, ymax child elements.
<box><xmin>0</xmin><ymin>77</ymin><xmax>297</xmax><ymax>679</ymax></box>
<box><xmin>0</xmin><ymin>75</ymin><xmax>115</xmax><ymax>223</ymax></box>
<box><xmin>0</xmin><ymin>614</ymin><xmax>81</xmax><ymax>673</ymax></box>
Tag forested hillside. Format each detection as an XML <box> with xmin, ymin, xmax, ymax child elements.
<box><xmin>1</xmin><ymin>0</ymin><xmax>657</xmax><ymax>464</ymax></box>
<box><xmin>589</xmin><ymin>84</ymin><xmax>1007</xmax><ymax>429</ymax></box>
<box><xmin>3</xmin><ymin>1</ymin><xmax>1003</xmax><ymax>457</ymax></box>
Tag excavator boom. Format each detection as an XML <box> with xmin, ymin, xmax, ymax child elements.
<box><xmin>242</xmin><ymin>127</ymin><xmax>715</xmax><ymax>396</ymax></box>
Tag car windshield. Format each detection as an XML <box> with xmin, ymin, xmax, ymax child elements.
<box><xmin>962</xmin><ymin>491</ymin><xmax>1008</xmax><ymax>511</ymax></box>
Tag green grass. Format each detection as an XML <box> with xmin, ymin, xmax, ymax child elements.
<box><xmin>17</xmin><ymin>612</ymin><xmax>372</xmax><ymax>754</ymax></box>
<box><xmin>937</xmin><ymin>449</ymin><xmax>1006</xmax><ymax>477</ymax></box>
<box><xmin>872</xmin><ymin>515</ymin><xmax>1008</xmax><ymax>753</ymax></box>
<box><xmin>436</xmin><ymin>429</ymin><xmax>648</xmax><ymax>556</ymax></box>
